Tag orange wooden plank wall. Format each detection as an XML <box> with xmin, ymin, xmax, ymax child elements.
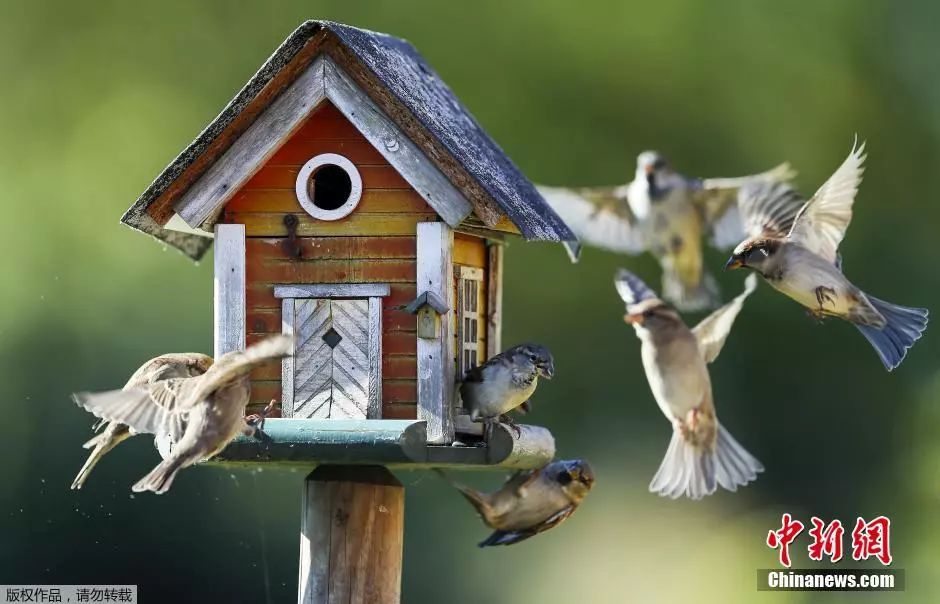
<box><xmin>227</xmin><ymin>101</ymin><xmax>438</xmax><ymax>420</ymax></box>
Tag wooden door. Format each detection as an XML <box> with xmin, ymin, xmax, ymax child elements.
<box><xmin>291</xmin><ymin>298</ymin><xmax>372</xmax><ymax>419</ymax></box>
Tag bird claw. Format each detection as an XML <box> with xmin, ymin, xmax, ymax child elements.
<box><xmin>245</xmin><ymin>399</ymin><xmax>277</xmax><ymax>439</ymax></box>
<box><xmin>814</xmin><ymin>286</ymin><xmax>836</xmax><ymax>309</ymax></box>
<box><xmin>499</xmin><ymin>415</ymin><xmax>523</xmax><ymax>438</ymax></box>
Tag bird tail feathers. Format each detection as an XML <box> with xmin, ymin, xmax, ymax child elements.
<box><xmin>71</xmin><ymin>431</ymin><xmax>127</xmax><ymax>490</ymax></box>
<box><xmin>132</xmin><ymin>457</ymin><xmax>186</xmax><ymax>495</ymax></box>
<box><xmin>649</xmin><ymin>422</ymin><xmax>762</xmax><ymax>500</ymax></box>
<box><xmin>855</xmin><ymin>295</ymin><xmax>928</xmax><ymax>371</ymax></box>
<box><xmin>661</xmin><ymin>269</ymin><xmax>721</xmax><ymax>312</ymax></box>
<box><xmin>434</xmin><ymin>469</ymin><xmax>492</xmax><ymax>521</ymax></box>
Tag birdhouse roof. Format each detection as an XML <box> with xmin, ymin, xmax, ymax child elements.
<box><xmin>121</xmin><ymin>20</ymin><xmax>575</xmax><ymax>259</ymax></box>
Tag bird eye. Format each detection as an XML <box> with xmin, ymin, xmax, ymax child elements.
<box><xmin>528</xmin><ymin>353</ymin><xmax>538</xmax><ymax>362</ymax></box>
<box><xmin>556</xmin><ymin>471</ymin><xmax>573</xmax><ymax>485</ymax></box>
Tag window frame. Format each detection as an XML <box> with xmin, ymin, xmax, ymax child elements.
<box><xmin>294</xmin><ymin>153</ymin><xmax>363</xmax><ymax>221</ymax></box>
<box><xmin>456</xmin><ymin>266</ymin><xmax>484</xmax><ymax>379</ymax></box>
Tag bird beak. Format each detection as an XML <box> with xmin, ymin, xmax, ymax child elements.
<box><xmin>624</xmin><ymin>313</ymin><xmax>644</xmax><ymax>325</ymax></box>
<box><xmin>724</xmin><ymin>256</ymin><xmax>743</xmax><ymax>271</ymax></box>
<box><xmin>540</xmin><ymin>360</ymin><xmax>555</xmax><ymax>380</ymax></box>
<box><xmin>567</xmin><ymin>461</ymin><xmax>595</xmax><ymax>487</ymax></box>
<box><xmin>644</xmin><ymin>164</ymin><xmax>654</xmax><ymax>176</ymax></box>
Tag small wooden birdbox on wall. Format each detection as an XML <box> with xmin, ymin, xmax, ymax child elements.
<box><xmin>120</xmin><ymin>20</ymin><xmax>574</xmax><ymax>464</ymax></box>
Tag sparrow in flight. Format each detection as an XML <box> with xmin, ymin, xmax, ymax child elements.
<box><xmin>439</xmin><ymin>459</ymin><xmax>594</xmax><ymax>546</ymax></box>
<box><xmin>539</xmin><ymin>151</ymin><xmax>794</xmax><ymax>311</ymax></box>
<box><xmin>615</xmin><ymin>269</ymin><xmax>764</xmax><ymax>499</ymax></box>
<box><xmin>725</xmin><ymin>141</ymin><xmax>928</xmax><ymax>370</ymax></box>
<box><xmin>71</xmin><ymin>352</ymin><xmax>213</xmax><ymax>490</ymax></box>
<box><xmin>73</xmin><ymin>335</ymin><xmax>292</xmax><ymax>494</ymax></box>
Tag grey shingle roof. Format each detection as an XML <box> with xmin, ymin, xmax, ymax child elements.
<box><xmin>122</xmin><ymin>20</ymin><xmax>573</xmax><ymax>259</ymax></box>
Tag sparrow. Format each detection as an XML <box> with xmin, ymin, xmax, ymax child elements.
<box><xmin>70</xmin><ymin>352</ymin><xmax>214</xmax><ymax>490</ymax></box>
<box><xmin>72</xmin><ymin>334</ymin><xmax>292</xmax><ymax>494</ymax></box>
<box><xmin>725</xmin><ymin>141</ymin><xmax>929</xmax><ymax>370</ymax></box>
<box><xmin>539</xmin><ymin>152</ymin><xmax>795</xmax><ymax>311</ymax></box>
<box><xmin>460</xmin><ymin>343</ymin><xmax>554</xmax><ymax>431</ymax></box>
<box><xmin>439</xmin><ymin>459</ymin><xmax>594</xmax><ymax>547</ymax></box>
<box><xmin>615</xmin><ymin>269</ymin><xmax>763</xmax><ymax>499</ymax></box>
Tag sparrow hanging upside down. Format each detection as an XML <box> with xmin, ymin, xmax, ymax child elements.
<box><xmin>73</xmin><ymin>335</ymin><xmax>292</xmax><ymax>494</ymax></box>
<box><xmin>725</xmin><ymin>140</ymin><xmax>929</xmax><ymax>370</ymax></box>
<box><xmin>460</xmin><ymin>343</ymin><xmax>555</xmax><ymax>433</ymax></box>
<box><xmin>439</xmin><ymin>459</ymin><xmax>595</xmax><ymax>547</ymax></box>
<box><xmin>615</xmin><ymin>269</ymin><xmax>764</xmax><ymax>499</ymax></box>
<box><xmin>540</xmin><ymin>152</ymin><xmax>795</xmax><ymax>311</ymax></box>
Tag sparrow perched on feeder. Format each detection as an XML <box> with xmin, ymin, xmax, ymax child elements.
<box><xmin>460</xmin><ymin>343</ymin><xmax>555</xmax><ymax>432</ymax></box>
<box><xmin>616</xmin><ymin>269</ymin><xmax>763</xmax><ymax>499</ymax></box>
<box><xmin>439</xmin><ymin>459</ymin><xmax>594</xmax><ymax>547</ymax></box>
<box><xmin>724</xmin><ymin>141</ymin><xmax>929</xmax><ymax>370</ymax></box>
<box><xmin>539</xmin><ymin>152</ymin><xmax>795</xmax><ymax>311</ymax></box>
<box><xmin>70</xmin><ymin>352</ymin><xmax>214</xmax><ymax>490</ymax></box>
<box><xmin>73</xmin><ymin>334</ymin><xmax>292</xmax><ymax>494</ymax></box>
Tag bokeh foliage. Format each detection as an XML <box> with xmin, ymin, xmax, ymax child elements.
<box><xmin>1</xmin><ymin>1</ymin><xmax>938</xmax><ymax>602</ymax></box>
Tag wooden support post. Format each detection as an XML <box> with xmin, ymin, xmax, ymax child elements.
<box><xmin>298</xmin><ymin>466</ymin><xmax>404</xmax><ymax>604</ymax></box>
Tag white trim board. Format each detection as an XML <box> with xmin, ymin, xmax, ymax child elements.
<box><xmin>213</xmin><ymin>224</ymin><xmax>246</xmax><ymax>358</ymax></box>
<box><xmin>274</xmin><ymin>283</ymin><xmax>391</xmax><ymax>299</ymax></box>
<box><xmin>174</xmin><ymin>55</ymin><xmax>472</xmax><ymax>231</ymax></box>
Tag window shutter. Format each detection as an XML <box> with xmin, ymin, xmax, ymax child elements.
<box><xmin>457</xmin><ymin>266</ymin><xmax>484</xmax><ymax>378</ymax></box>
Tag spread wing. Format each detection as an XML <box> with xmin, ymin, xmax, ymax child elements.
<box><xmin>72</xmin><ymin>376</ymin><xmax>198</xmax><ymax>443</ymax></box>
<box><xmin>191</xmin><ymin>334</ymin><xmax>293</xmax><ymax>403</ymax></box>
<box><xmin>613</xmin><ymin>268</ymin><xmax>660</xmax><ymax>307</ymax></box>
<box><xmin>787</xmin><ymin>141</ymin><xmax>866</xmax><ymax>263</ymax></box>
<box><xmin>537</xmin><ymin>185</ymin><xmax>645</xmax><ymax>254</ymax></box>
<box><xmin>692</xmin><ymin>273</ymin><xmax>758</xmax><ymax>363</ymax></box>
<box><xmin>123</xmin><ymin>353</ymin><xmax>212</xmax><ymax>389</ymax></box>
<box><xmin>477</xmin><ymin>505</ymin><xmax>577</xmax><ymax>547</ymax></box>
<box><xmin>736</xmin><ymin>179</ymin><xmax>806</xmax><ymax>239</ymax></box>
<box><xmin>693</xmin><ymin>162</ymin><xmax>797</xmax><ymax>248</ymax></box>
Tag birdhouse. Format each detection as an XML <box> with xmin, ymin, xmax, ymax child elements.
<box><xmin>120</xmin><ymin>21</ymin><xmax>574</xmax><ymax>468</ymax></box>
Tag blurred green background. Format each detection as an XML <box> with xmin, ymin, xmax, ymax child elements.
<box><xmin>2</xmin><ymin>1</ymin><xmax>938</xmax><ymax>602</ymax></box>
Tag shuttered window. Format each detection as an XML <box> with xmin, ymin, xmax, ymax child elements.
<box><xmin>457</xmin><ymin>266</ymin><xmax>484</xmax><ymax>378</ymax></box>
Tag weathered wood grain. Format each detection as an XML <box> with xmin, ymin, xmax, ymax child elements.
<box><xmin>177</xmin><ymin>57</ymin><xmax>327</xmax><ymax>228</ymax></box>
<box><xmin>273</xmin><ymin>283</ymin><xmax>391</xmax><ymax>299</ymax></box>
<box><xmin>292</xmin><ymin>102</ymin><xmax>362</xmax><ymax>139</ymax></box>
<box><xmin>227</xmin><ymin>189</ymin><xmax>430</xmax><ymax>214</ymax></box>
<box><xmin>280</xmin><ymin>298</ymin><xmax>296</xmax><ymax>416</ymax></box>
<box><xmin>323</xmin><ymin>59</ymin><xmax>472</xmax><ymax>227</ymax></box>
<box><xmin>247</xmin><ymin>307</ymin><xmax>413</xmax><ymax>335</ymax></box>
<box><xmin>487</xmin><ymin>242</ymin><xmax>504</xmax><ymax>358</ymax></box>
<box><xmin>453</xmin><ymin>232</ymin><xmax>487</xmax><ymax>267</ymax></box>
<box><xmin>381</xmin><ymin>403</ymin><xmax>417</xmax><ymax>420</ymax></box>
<box><xmin>247</xmin><ymin>258</ymin><xmax>415</xmax><ymax>284</ymax></box>
<box><xmin>214</xmin><ymin>224</ymin><xmax>246</xmax><ymax>358</ymax></box>
<box><xmin>416</xmin><ymin>222</ymin><xmax>455</xmax><ymax>444</ymax></box>
<box><xmin>248</xmin><ymin>282</ymin><xmax>416</xmax><ymax>310</ymax></box>
<box><xmin>298</xmin><ymin>466</ymin><xmax>403</xmax><ymax>604</ymax></box>
<box><xmin>367</xmin><ymin>296</ymin><xmax>383</xmax><ymax>418</ymax></box>
<box><xmin>229</xmin><ymin>212</ymin><xmax>437</xmax><ymax>237</ymax></box>
<box><xmin>382</xmin><ymin>380</ymin><xmax>417</xmax><ymax>404</ymax></box>
<box><xmin>245</xmin><ymin>165</ymin><xmax>409</xmax><ymax>190</ymax></box>
<box><xmin>251</xmin><ymin>354</ymin><xmax>415</xmax><ymax>381</ymax></box>
<box><xmin>246</xmin><ymin>236</ymin><xmax>416</xmax><ymax>261</ymax></box>
<box><xmin>269</xmin><ymin>139</ymin><xmax>387</xmax><ymax>166</ymax></box>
